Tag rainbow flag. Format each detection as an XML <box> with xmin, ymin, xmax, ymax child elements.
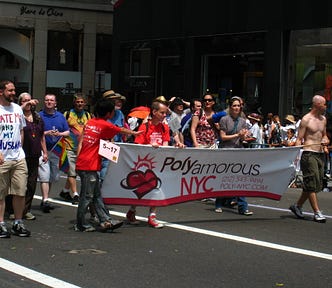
<box><xmin>51</xmin><ymin>137</ymin><xmax>69</xmax><ymax>173</ymax></box>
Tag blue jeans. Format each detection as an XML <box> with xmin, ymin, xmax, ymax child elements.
<box><xmin>215</xmin><ymin>197</ymin><xmax>248</xmax><ymax>213</ymax></box>
<box><xmin>99</xmin><ymin>157</ymin><xmax>110</xmax><ymax>183</ymax></box>
<box><xmin>76</xmin><ymin>170</ymin><xmax>111</xmax><ymax>230</ymax></box>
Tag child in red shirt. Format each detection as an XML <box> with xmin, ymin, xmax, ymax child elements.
<box><xmin>126</xmin><ymin>100</ymin><xmax>170</xmax><ymax>228</ymax></box>
<box><xmin>75</xmin><ymin>98</ymin><xmax>142</xmax><ymax>232</ymax></box>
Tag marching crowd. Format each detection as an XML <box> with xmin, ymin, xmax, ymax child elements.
<box><xmin>0</xmin><ymin>79</ymin><xmax>329</xmax><ymax>238</ymax></box>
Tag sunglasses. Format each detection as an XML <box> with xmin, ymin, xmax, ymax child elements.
<box><xmin>203</xmin><ymin>98</ymin><xmax>213</xmax><ymax>102</ymax></box>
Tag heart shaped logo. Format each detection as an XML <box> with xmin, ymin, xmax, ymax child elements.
<box><xmin>121</xmin><ymin>169</ymin><xmax>160</xmax><ymax>199</ymax></box>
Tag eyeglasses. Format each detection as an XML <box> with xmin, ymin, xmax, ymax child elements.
<box><xmin>203</xmin><ymin>99</ymin><xmax>213</xmax><ymax>102</ymax></box>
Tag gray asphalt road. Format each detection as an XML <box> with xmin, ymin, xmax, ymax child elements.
<box><xmin>0</xmin><ymin>177</ymin><xmax>331</xmax><ymax>288</ymax></box>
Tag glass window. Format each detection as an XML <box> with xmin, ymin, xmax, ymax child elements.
<box><xmin>47</xmin><ymin>31</ymin><xmax>80</xmax><ymax>71</ymax></box>
<box><xmin>292</xmin><ymin>28</ymin><xmax>332</xmax><ymax>116</ymax></box>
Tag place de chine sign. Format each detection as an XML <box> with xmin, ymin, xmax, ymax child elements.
<box><xmin>20</xmin><ymin>6</ymin><xmax>64</xmax><ymax>17</ymax></box>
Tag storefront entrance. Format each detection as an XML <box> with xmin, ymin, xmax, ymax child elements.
<box><xmin>201</xmin><ymin>52</ymin><xmax>264</xmax><ymax>112</ymax></box>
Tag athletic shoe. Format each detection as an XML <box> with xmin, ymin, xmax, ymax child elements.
<box><xmin>40</xmin><ymin>201</ymin><xmax>54</xmax><ymax>213</ymax></box>
<box><xmin>9</xmin><ymin>214</ymin><xmax>15</xmax><ymax>220</ymax></box>
<box><xmin>74</xmin><ymin>224</ymin><xmax>96</xmax><ymax>232</ymax></box>
<box><xmin>323</xmin><ymin>188</ymin><xmax>330</xmax><ymax>192</ymax></box>
<box><xmin>24</xmin><ymin>212</ymin><xmax>36</xmax><ymax>220</ymax></box>
<box><xmin>148</xmin><ymin>215</ymin><xmax>163</xmax><ymax>228</ymax></box>
<box><xmin>289</xmin><ymin>204</ymin><xmax>304</xmax><ymax>219</ymax></box>
<box><xmin>214</xmin><ymin>208</ymin><xmax>223</xmax><ymax>213</ymax></box>
<box><xmin>11</xmin><ymin>223</ymin><xmax>30</xmax><ymax>237</ymax></box>
<box><xmin>126</xmin><ymin>210</ymin><xmax>140</xmax><ymax>225</ymax></box>
<box><xmin>314</xmin><ymin>211</ymin><xmax>326</xmax><ymax>223</ymax></box>
<box><xmin>59</xmin><ymin>191</ymin><xmax>73</xmax><ymax>202</ymax></box>
<box><xmin>240</xmin><ymin>210</ymin><xmax>253</xmax><ymax>216</ymax></box>
<box><xmin>72</xmin><ymin>195</ymin><xmax>79</xmax><ymax>205</ymax></box>
<box><xmin>0</xmin><ymin>223</ymin><xmax>10</xmax><ymax>238</ymax></box>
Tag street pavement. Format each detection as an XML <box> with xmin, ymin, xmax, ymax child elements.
<box><xmin>0</xmin><ymin>176</ymin><xmax>332</xmax><ymax>288</ymax></box>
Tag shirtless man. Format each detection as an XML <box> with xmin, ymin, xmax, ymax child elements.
<box><xmin>289</xmin><ymin>95</ymin><xmax>329</xmax><ymax>223</ymax></box>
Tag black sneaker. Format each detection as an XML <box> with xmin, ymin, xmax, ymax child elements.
<box><xmin>59</xmin><ymin>191</ymin><xmax>73</xmax><ymax>202</ymax></box>
<box><xmin>0</xmin><ymin>223</ymin><xmax>10</xmax><ymax>238</ymax></box>
<box><xmin>289</xmin><ymin>204</ymin><xmax>305</xmax><ymax>219</ymax></box>
<box><xmin>11</xmin><ymin>223</ymin><xmax>30</xmax><ymax>237</ymax></box>
<box><xmin>99</xmin><ymin>220</ymin><xmax>123</xmax><ymax>232</ymax></box>
<box><xmin>40</xmin><ymin>200</ymin><xmax>54</xmax><ymax>213</ymax></box>
<box><xmin>72</xmin><ymin>195</ymin><xmax>79</xmax><ymax>205</ymax></box>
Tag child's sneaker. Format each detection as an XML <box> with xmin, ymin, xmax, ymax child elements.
<box><xmin>126</xmin><ymin>210</ymin><xmax>140</xmax><ymax>225</ymax></box>
<box><xmin>148</xmin><ymin>214</ymin><xmax>163</xmax><ymax>229</ymax></box>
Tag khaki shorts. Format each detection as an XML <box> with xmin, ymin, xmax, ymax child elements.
<box><xmin>0</xmin><ymin>158</ymin><xmax>28</xmax><ymax>200</ymax></box>
<box><xmin>300</xmin><ymin>151</ymin><xmax>324</xmax><ymax>193</ymax></box>
<box><xmin>67</xmin><ymin>150</ymin><xmax>77</xmax><ymax>177</ymax></box>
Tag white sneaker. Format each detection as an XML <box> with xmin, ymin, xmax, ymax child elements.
<box><xmin>314</xmin><ymin>211</ymin><xmax>326</xmax><ymax>223</ymax></box>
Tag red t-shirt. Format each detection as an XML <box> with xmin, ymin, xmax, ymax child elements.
<box><xmin>76</xmin><ymin>118</ymin><xmax>121</xmax><ymax>171</ymax></box>
<box><xmin>134</xmin><ymin>121</ymin><xmax>170</xmax><ymax>145</ymax></box>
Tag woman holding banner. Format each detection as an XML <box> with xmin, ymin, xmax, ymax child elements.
<box><xmin>216</xmin><ymin>97</ymin><xmax>254</xmax><ymax>216</ymax></box>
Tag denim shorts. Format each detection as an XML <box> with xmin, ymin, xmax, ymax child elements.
<box><xmin>300</xmin><ymin>151</ymin><xmax>324</xmax><ymax>193</ymax></box>
<box><xmin>0</xmin><ymin>158</ymin><xmax>27</xmax><ymax>200</ymax></box>
<box><xmin>38</xmin><ymin>151</ymin><xmax>60</xmax><ymax>183</ymax></box>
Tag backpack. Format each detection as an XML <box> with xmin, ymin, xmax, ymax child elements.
<box><xmin>181</xmin><ymin>109</ymin><xmax>203</xmax><ymax>147</ymax></box>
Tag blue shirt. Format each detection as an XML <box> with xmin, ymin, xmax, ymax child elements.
<box><xmin>108</xmin><ymin>109</ymin><xmax>124</xmax><ymax>142</ymax></box>
<box><xmin>39</xmin><ymin>110</ymin><xmax>69</xmax><ymax>150</ymax></box>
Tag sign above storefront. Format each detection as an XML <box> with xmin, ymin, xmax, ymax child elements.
<box><xmin>20</xmin><ymin>6</ymin><xmax>64</xmax><ymax>17</ymax></box>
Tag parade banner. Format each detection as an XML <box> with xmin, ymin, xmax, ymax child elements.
<box><xmin>102</xmin><ymin>143</ymin><xmax>300</xmax><ymax>207</ymax></box>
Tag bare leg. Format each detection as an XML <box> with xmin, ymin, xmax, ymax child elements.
<box><xmin>40</xmin><ymin>182</ymin><xmax>49</xmax><ymax>200</ymax></box>
<box><xmin>296</xmin><ymin>191</ymin><xmax>309</xmax><ymax>207</ymax></box>
<box><xmin>0</xmin><ymin>199</ymin><xmax>5</xmax><ymax>222</ymax></box>
<box><xmin>12</xmin><ymin>195</ymin><xmax>25</xmax><ymax>219</ymax></box>
<box><xmin>68</xmin><ymin>176</ymin><xmax>77</xmax><ymax>194</ymax></box>
<box><xmin>307</xmin><ymin>192</ymin><xmax>320</xmax><ymax>213</ymax></box>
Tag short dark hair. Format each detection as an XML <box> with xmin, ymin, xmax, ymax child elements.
<box><xmin>94</xmin><ymin>98</ymin><xmax>115</xmax><ymax>117</ymax></box>
<box><xmin>0</xmin><ymin>80</ymin><xmax>13</xmax><ymax>91</ymax></box>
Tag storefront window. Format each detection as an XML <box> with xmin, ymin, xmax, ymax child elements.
<box><xmin>292</xmin><ymin>28</ymin><xmax>332</xmax><ymax>116</ymax></box>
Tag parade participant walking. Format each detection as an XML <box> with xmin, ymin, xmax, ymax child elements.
<box><xmin>60</xmin><ymin>93</ymin><xmax>92</xmax><ymax>204</ymax></box>
<box><xmin>289</xmin><ymin>95</ymin><xmax>329</xmax><ymax>223</ymax></box>
<box><xmin>216</xmin><ymin>97</ymin><xmax>253</xmax><ymax>215</ymax></box>
<box><xmin>75</xmin><ymin>97</ymin><xmax>142</xmax><ymax>232</ymax></box>
<box><xmin>39</xmin><ymin>94</ymin><xmax>69</xmax><ymax>212</ymax></box>
<box><xmin>0</xmin><ymin>80</ymin><xmax>30</xmax><ymax>238</ymax></box>
<box><xmin>18</xmin><ymin>93</ymin><xmax>47</xmax><ymax>220</ymax></box>
<box><xmin>126</xmin><ymin>99</ymin><xmax>171</xmax><ymax>228</ymax></box>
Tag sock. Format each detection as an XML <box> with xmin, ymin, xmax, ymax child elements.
<box><xmin>73</xmin><ymin>192</ymin><xmax>79</xmax><ymax>197</ymax></box>
<box><xmin>63</xmin><ymin>188</ymin><xmax>70</xmax><ymax>193</ymax></box>
<box><xmin>14</xmin><ymin>219</ymin><xmax>22</xmax><ymax>225</ymax></box>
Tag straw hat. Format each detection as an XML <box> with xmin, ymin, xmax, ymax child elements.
<box><xmin>153</xmin><ymin>96</ymin><xmax>169</xmax><ymax>105</ymax></box>
<box><xmin>284</xmin><ymin>114</ymin><xmax>296</xmax><ymax>124</ymax></box>
<box><xmin>102</xmin><ymin>90</ymin><xmax>126</xmax><ymax>102</ymax></box>
<box><xmin>247</xmin><ymin>113</ymin><xmax>260</xmax><ymax>122</ymax></box>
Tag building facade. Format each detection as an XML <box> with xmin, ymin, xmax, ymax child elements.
<box><xmin>112</xmin><ymin>0</ymin><xmax>332</xmax><ymax>118</ymax></box>
<box><xmin>0</xmin><ymin>0</ymin><xmax>114</xmax><ymax>110</ymax></box>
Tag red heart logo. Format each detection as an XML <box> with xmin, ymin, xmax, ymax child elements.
<box><xmin>121</xmin><ymin>169</ymin><xmax>160</xmax><ymax>199</ymax></box>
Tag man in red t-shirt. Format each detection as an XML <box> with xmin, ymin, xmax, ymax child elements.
<box><xmin>75</xmin><ymin>98</ymin><xmax>142</xmax><ymax>232</ymax></box>
<box><xmin>126</xmin><ymin>100</ymin><xmax>170</xmax><ymax>228</ymax></box>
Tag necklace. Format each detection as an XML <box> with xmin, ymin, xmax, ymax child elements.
<box><xmin>24</xmin><ymin>113</ymin><xmax>36</xmax><ymax>138</ymax></box>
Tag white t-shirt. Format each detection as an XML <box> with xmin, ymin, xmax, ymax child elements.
<box><xmin>0</xmin><ymin>103</ymin><xmax>26</xmax><ymax>161</ymax></box>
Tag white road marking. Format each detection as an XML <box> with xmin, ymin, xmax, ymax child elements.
<box><xmin>109</xmin><ymin>210</ymin><xmax>332</xmax><ymax>261</ymax></box>
<box><xmin>2</xmin><ymin>196</ymin><xmax>331</xmax><ymax>287</ymax></box>
<box><xmin>0</xmin><ymin>257</ymin><xmax>81</xmax><ymax>288</ymax></box>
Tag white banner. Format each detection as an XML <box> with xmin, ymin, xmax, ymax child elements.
<box><xmin>101</xmin><ymin>143</ymin><xmax>300</xmax><ymax>207</ymax></box>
